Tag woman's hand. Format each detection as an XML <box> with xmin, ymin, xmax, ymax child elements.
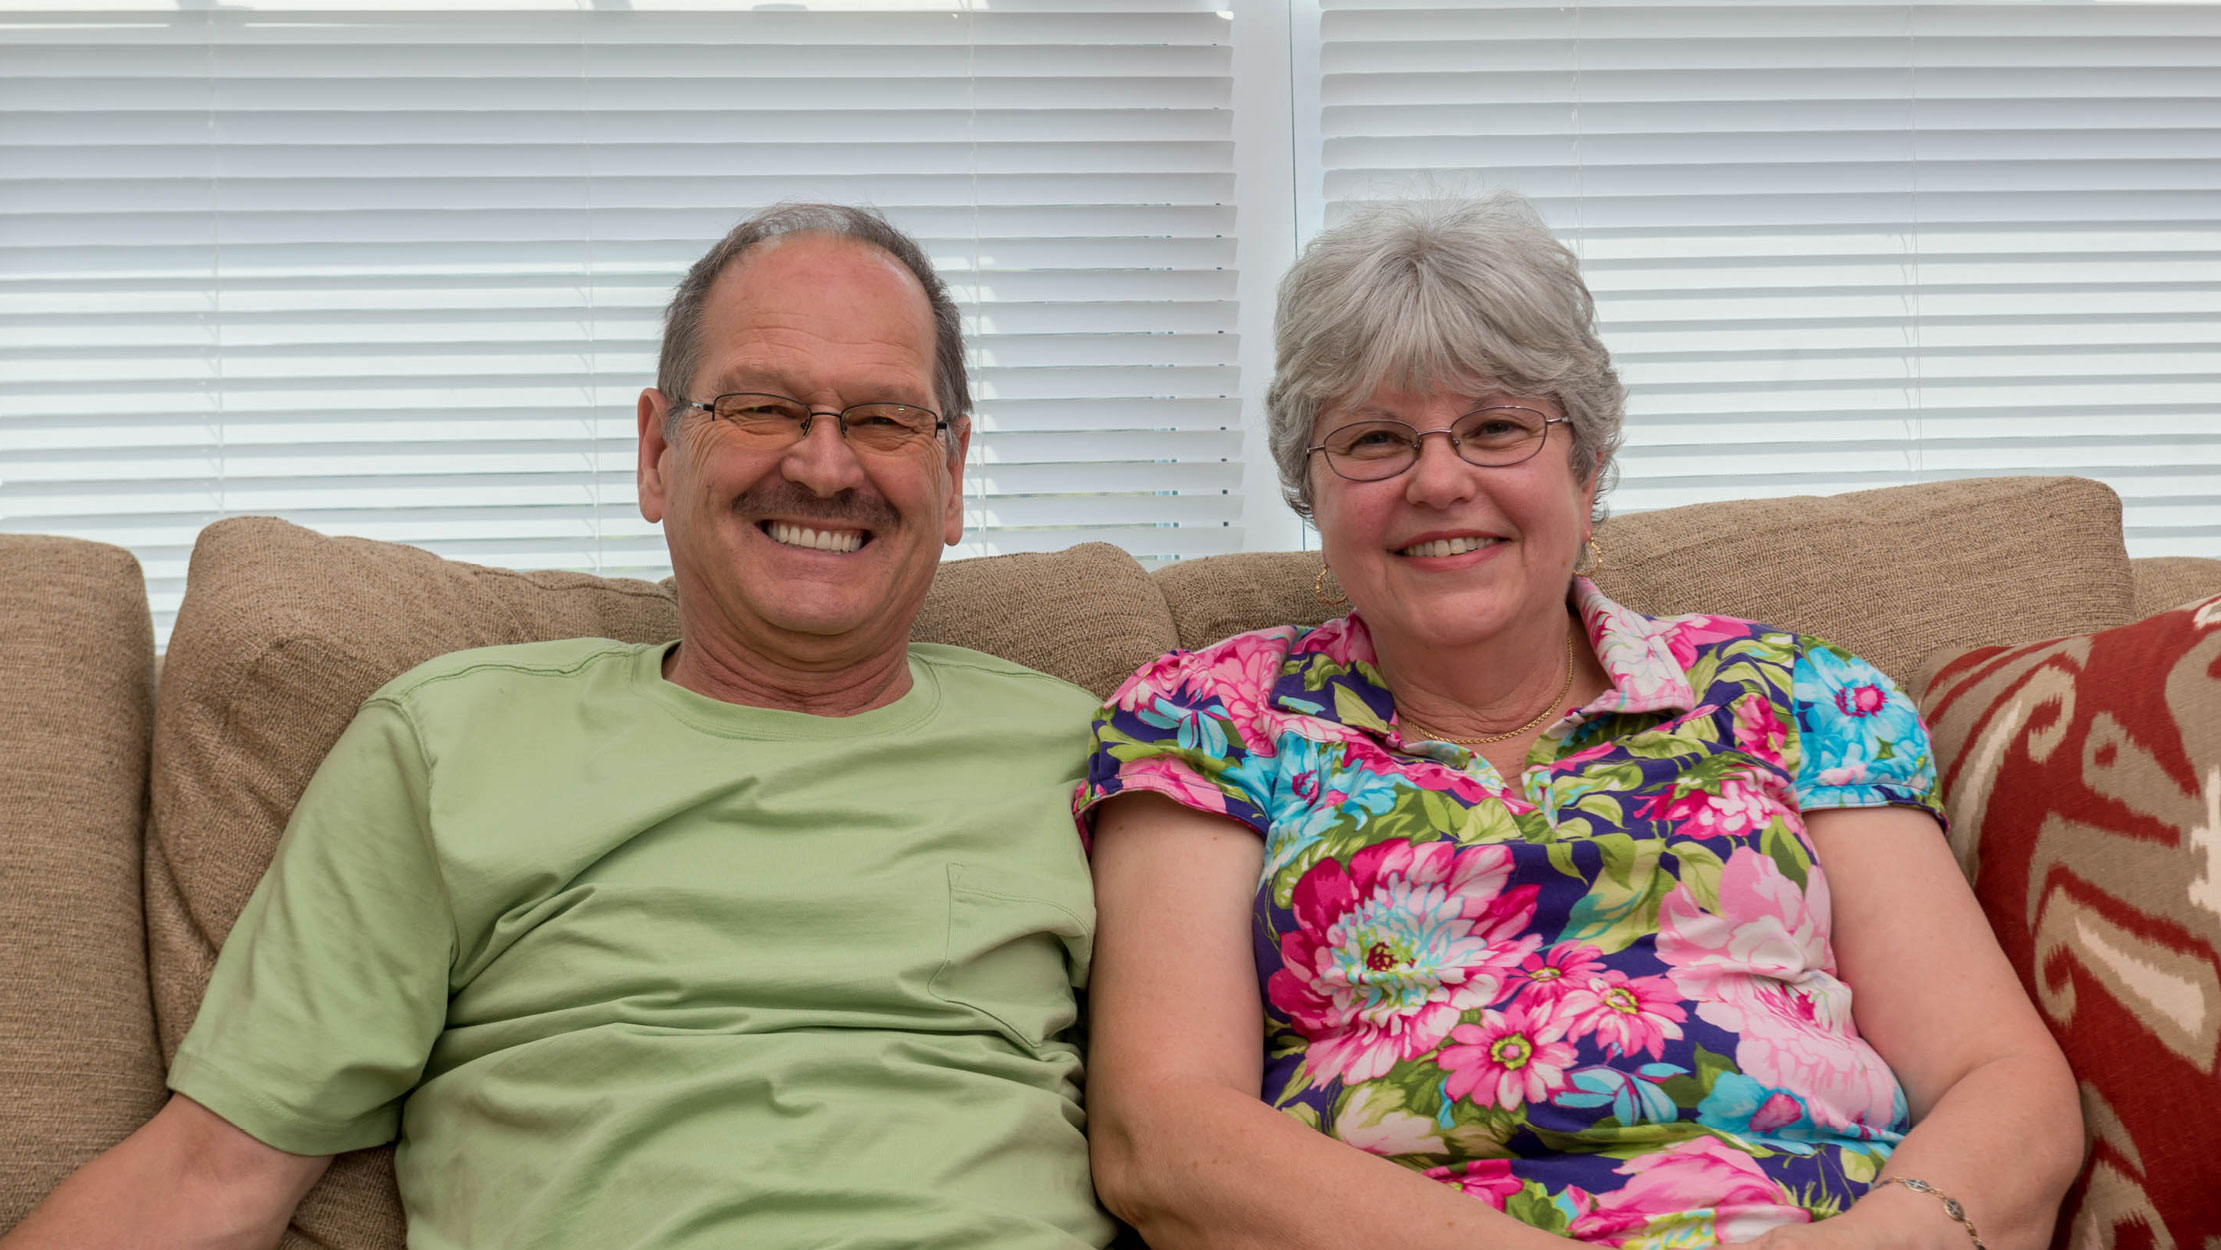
<box><xmin>1730</xmin><ymin>1181</ymin><xmax>1972</xmax><ymax>1250</ymax></box>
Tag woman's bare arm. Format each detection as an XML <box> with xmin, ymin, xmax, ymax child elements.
<box><xmin>1765</xmin><ymin>807</ymin><xmax>2083</xmax><ymax>1250</ymax></box>
<box><xmin>1087</xmin><ymin>792</ymin><xmax>1577</xmax><ymax>1250</ymax></box>
<box><xmin>1</xmin><ymin>1094</ymin><xmax>330</xmax><ymax>1250</ymax></box>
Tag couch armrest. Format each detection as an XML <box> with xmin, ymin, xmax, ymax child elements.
<box><xmin>0</xmin><ymin>535</ymin><xmax>168</xmax><ymax>1224</ymax></box>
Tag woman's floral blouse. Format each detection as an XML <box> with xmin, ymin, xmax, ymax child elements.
<box><xmin>1076</xmin><ymin>578</ymin><xmax>1947</xmax><ymax>1247</ymax></box>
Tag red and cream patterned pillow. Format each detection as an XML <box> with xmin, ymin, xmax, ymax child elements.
<box><xmin>1917</xmin><ymin>595</ymin><xmax>2221</xmax><ymax>1250</ymax></box>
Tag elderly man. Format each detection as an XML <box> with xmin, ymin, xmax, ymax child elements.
<box><xmin>3</xmin><ymin>205</ymin><xmax>1114</xmax><ymax>1250</ymax></box>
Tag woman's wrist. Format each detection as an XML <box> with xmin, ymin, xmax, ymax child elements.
<box><xmin>1845</xmin><ymin>1176</ymin><xmax>1985</xmax><ymax>1250</ymax></box>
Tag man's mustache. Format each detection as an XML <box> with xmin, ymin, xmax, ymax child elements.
<box><xmin>733</xmin><ymin>481</ymin><xmax>900</xmax><ymax>532</ymax></box>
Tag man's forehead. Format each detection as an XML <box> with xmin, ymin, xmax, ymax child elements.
<box><xmin>690</xmin><ymin>232</ymin><xmax>939</xmax><ymax>393</ymax></box>
<box><xmin>714</xmin><ymin>231</ymin><xmax>927</xmax><ymax>307</ymax></box>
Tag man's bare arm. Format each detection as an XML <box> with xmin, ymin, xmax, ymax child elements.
<box><xmin>3</xmin><ymin>1094</ymin><xmax>330</xmax><ymax>1250</ymax></box>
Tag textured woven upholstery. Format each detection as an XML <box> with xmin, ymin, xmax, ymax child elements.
<box><xmin>0</xmin><ymin>536</ymin><xmax>167</xmax><ymax>1228</ymax></box>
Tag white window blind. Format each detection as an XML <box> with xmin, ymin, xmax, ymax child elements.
<box><xmin>0</xmin><ymin>0</ymin><xmax>1243</xmax><ymax>640</ymax></box>
<box><xmin>1304</xmin><ymin>1</ymin><xmax>2221</xmax><ymax>556</ymax></box>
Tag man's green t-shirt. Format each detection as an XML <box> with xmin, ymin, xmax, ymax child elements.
<box><xmin>168</xmin><ymin>638</ymin><xmax>1115</xmax><ymax>1250</ymax></box>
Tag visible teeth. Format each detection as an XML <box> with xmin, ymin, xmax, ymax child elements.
<box><xmin>1399</xmin><ymin>536</ymin><xmax>1495</xmax><ymax>558</ymax></box>
<box><xmin>767</xmin><ymin>521</ymin><xmax>865</xmax><ymax>554</ymax></box>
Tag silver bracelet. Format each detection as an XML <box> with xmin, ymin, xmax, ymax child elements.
<box><xmin>1873</xmin><ymin>1177</ymin><xmax>1987</xmax><ymax>1250</ymax></box>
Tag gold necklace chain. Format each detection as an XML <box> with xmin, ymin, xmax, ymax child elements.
<box><xmin>1400</xmin><ymin>631</ymin><xmax>1579</xmax><ymax>747</ymax></box>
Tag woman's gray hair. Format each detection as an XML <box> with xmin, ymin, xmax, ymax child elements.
<box><xmin>657</xmin><ymin>203</ymin><xmax>970</xmax><ymax>440</ymax></box>
<box><xmin>1264</xmin><ymin>192</ymin><xmax>1624</xmax><ymax>521</ymax></box>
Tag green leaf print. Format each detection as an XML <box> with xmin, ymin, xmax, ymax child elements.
<box><xmin>1761</xmin><ymin>819</ymin><xmax>1813</xmax><ymax>891</ymax></box>
<box><xmin>1838</xmin><ymin>1144</ymin><xmax>1884</xmax><ymax>1185</ymax></box>
<box><xmin>1558</xmin><ymin>834</ymin><xmax>1672</xmax><ymax>954</ymax></box>
<box><xmin>1504</xmin><ymin>1185</ymin><xmax>1572</xmax><ymax>1237</ymax></box>
<box><xmin>1545</xmin><ymin>840</ymin><xmax>1585</xmax><ymax>880</ymax></box>
<box><xmin>1789</xmin><ymin>1181</ymin><xmax>1848</xmax><ymax>1220</ymax></box>
<box><xmin>1671</xmin><ymin>840</ymin><xmax>1725</xmax><ymax>913</ymax></box>
<box><xmin>1693</xmin><ymin>1045</ymin><xmax>1737</xmax><ymax>1093</ymax></box>
<box><xmin>1418</xmin><ymin>787</ymin><xmax>1456</xmax><ymax>832</ymax></box>
<box><xmin>1672</xmin><ymin>750</ymin><xmax>1760</xmax><ymax>794</ymax></box>
<box><xmin>1332</xmin><ymin>684</ymin><xmax>1391</xmax><ymax>735</ymax></box>
<box><xmin>1658</xmin><ymin>1044</ymin><xmax>1739</xmax><ymax>1111</ymax></box>
<box><xmin>1572</xmin><ymin>790</ymin><xmax>1627</xmax><ymax>826</ymax></box>
<box><xmin>1376</xmin><ymin>1057</ymin><xmax>1449</xmax><ymax>1121</ymax></box>
<box><xmin>1453</xmin><ymin>800</ymin><xmax>1523</xmax><ymax>846</ymax></box>
<box><xmin>1541</xmin><ymin>1120</ymin><xmax>1704</xmax><ymax>1161</ymax></box>
<box><xmin>1618</xmin><ymin>732</ymin><xmax>1711</xmax><ymax>762</ymax></box>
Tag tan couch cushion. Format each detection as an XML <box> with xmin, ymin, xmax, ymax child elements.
<box><xmin>2132</xmin><ymin>556</ymin><xmax>2221</xmax><ymax>620</ymax></box>
<box><xmin>1155</xmin><ymin>477</ymin><xmax>2135</xmax><ymax>691</ymax></box>
<box><xmin>0</xmin><ymin>537</ymin><xmax>167</xmax><ymax>1226</ymax></box>
<box><xmin>146</xmin><ymin>516</ymin><xmax>1169</xmax><ymax>1249</ymax></box>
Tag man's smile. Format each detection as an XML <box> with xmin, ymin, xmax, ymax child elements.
<box><xmin>762</xmin><ymin>520</ymin><xmax>870</xmax><ymax>554</ymax></box>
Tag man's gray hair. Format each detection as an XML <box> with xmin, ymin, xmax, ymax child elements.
<box><xmin>657</xmin><ymin>203</ymin><xmax>971</xmax><ymax>441</ymax></box>
<box><xmin>1264</xmin><ymin>192</ymin><xmax>1624</xmax><ymax>521</ymax></box>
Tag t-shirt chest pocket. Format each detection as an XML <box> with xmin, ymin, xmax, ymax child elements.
<box><xmin>929</xmin><ymin>863</ymin><xmax>1094</xmax><ymax>1050</ymax></box>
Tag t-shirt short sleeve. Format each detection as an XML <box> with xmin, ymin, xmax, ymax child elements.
<box><xmin>166</xmin><ymin>697</ymin><xmax>454</xmax><ymax>1157</ymax></box>
<box><xmin>1789</xmin><ymin>636</ymin><xmax>1947</xmax><ymax>827</ymax></box>
<box><xmin>1076</xmin><ymin>631</ymin><xmax>1291</xmax><ymax>841</ymax></box>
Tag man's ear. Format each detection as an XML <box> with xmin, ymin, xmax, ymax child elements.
<box><xmin>638</xmin><ymin>388</ymin><xmax>673</xmax><ymax>524</ymax></box>
<box><xmin>941</xmin><ymin>415</ymin><xmax>972</xmax><ymax>547</ymax></box>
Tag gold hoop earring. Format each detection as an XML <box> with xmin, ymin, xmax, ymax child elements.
<box><xmin>1576</xmin><ymin>537</ymin><xmax>1608</xmax><ymax>578</ymax></box>
<box><xmin>1314</xmin><ymin>562</ymin><xmax>1349</xmax><ymax>607</ymax></box>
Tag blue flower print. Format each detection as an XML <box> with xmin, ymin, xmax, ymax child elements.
<box><xmin>1794</xmin><ymin>645</ymin><xmax>1933</xmax><ymax>795</ymax></box>
<box><xmin>1260</xmin><ymin>735</ymin><xmax>1400</xmax><ymax>880</ymax></box>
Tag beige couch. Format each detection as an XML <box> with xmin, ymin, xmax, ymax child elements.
<box><xmin>5</xmin><ymin>476</ymin><xmax>2217</xmax><ymax>1248</ymax></box>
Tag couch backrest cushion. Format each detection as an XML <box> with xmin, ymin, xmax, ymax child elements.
<box><xmin>0</xmin><ymin>537</ymin><xmax>167</xmax><ymax>1226</ymax></box>
<box><xmin>2132</xmin><ymin>556</ymin><xmax>2221</xmax><ymax>620</ymax></box>
<box><xmin>1915</xmin><ymin>593</ymin><xmax>2221</xmax><ymax>1250</ymax></box>
<box><xmin>146</xmin><ymin>517</ymin><xmax>1169</xmax><ymax>1249</ymax></box>
<box><xmin>1155</xmin><ymin>476</ymin><xmax>2135</xmax><ymax>691</ymax></box>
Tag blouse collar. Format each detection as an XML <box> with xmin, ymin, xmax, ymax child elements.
<box><xmin>1266</xmin><ymin>577</ymin><xmax>1701</xmax><ymax>741</ymax></box>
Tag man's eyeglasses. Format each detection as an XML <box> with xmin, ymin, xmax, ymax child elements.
<box><xmin>1306</xmin><ymin>406</ymin><xmax>1568</xmax><ymax>482</ymax></box>
<box><xmin>677</xmin><ymin>392</ymin><xmax>950</xmax><ymax>456</ymax></box>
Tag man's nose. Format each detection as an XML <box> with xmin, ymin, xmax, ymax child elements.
<box><xmin>780</xmin><ymin>413</ymin><xmax>869</xmax><ymax>494</ymax></box>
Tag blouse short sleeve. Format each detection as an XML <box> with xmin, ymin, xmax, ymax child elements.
<box><xmin>1076</xmin><ymin>629</ymin><xmax>1293</xmax><ymax>839</ymax></box>
<box><xmin>1790</xmin><ymin>636</ymin><xmax>1947</xmax><ymax>826</ymax></box>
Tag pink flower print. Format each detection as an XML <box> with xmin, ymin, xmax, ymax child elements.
<box><xmin>1731</xmin><ymin>696</ymin><xmax>1788</xmax><ymax>766</ymax></box>
<box><xmin>1656</xmin><ymin>848</ymin><xmax>1903</xmax><ymax>1133</ymax></box>
<box><xmin>1834</xmin><ymin>680</ymin><xmax>1890</xmax><ymax>719</ymax></box>
<box><xmin>1557</xmin><ymin>739</ymin><xmax>1619</xmax><ymax>770</ymax></box>
<box><xmin>1111</xmin><ymin>627</ymin><xmax>1296</xmax><ymax>754</ymax></box>
<box><xmin>1558</xmin><ymin>970</ymin><xmax>1688</xmax><ymax>1060</ymax></box>
<box><xmin>1439</xmin><ymin>1004</ymin><xmax>1579</xmax><ymax>1110</ymax></box>
<box><xmin>1296</xmin><ymin>613</ymin><xmax>1373</xmax><ymax>667</ymax></box>
<box><xmin>1114</xmin><ymin>755</ymin><xmax>1237</xmax><ymax>818</ymax></box>
<box><xmin>1420</xmin><ymin>1158</ymin><xmax>1523</xmax><ymax>1211</ymax></box>
<box><xmin>1635</xmin><ymin>770</ymin><xmax>1797</xmax><ymax>841</ymax></box>
<box><xmin>1267</xmin><ymin>841</ymin><xmax>1542</xmax><ymax>1084</ymax></box>
<box><xmin>1568</xmin><ymin>1137</ymin><xmax>1807</xmax><ymax>1245</ymax></box>
<box><xmin>1339</xmin><ymin>732</ymin><xmax>1509</xmax><ymax>808</ymax></box>
<box><xmin>1659</xmin><ymin>614</ymin><xmax>1759</xmax><ymax>673</ymax></box>
<box><xmin>1507</xmin><ymin>942</ymin><xmax>1607</xmax><ymax>1007</ymax></box>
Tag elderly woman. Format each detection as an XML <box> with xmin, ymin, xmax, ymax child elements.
<box><xmin>1076</xmin><ymin>195</ymin><xmax>2080</xmax><ymax>1250</ymax></box>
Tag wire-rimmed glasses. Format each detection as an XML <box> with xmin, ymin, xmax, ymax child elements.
<box><xmin>677</xmin><ymin>392</ymin><xmax>950</xmax><ymax>456</ymax></box>
<box><xmin>1305</xmin><ymin>405</ymin><xmax>1567</xmax><ymax>482</ymax></box>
